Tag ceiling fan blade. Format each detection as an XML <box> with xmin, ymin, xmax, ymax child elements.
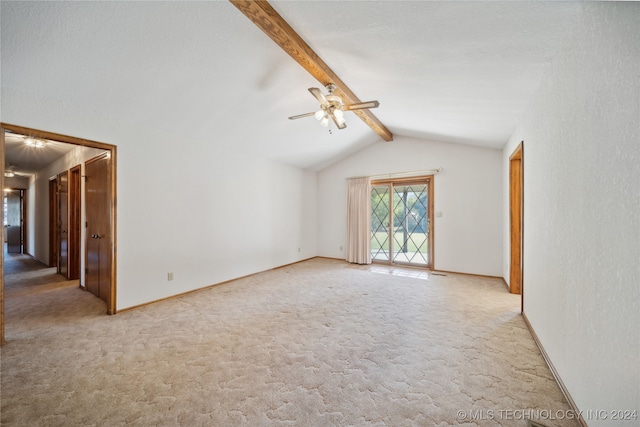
<box><xmin>288</xmin><ymin>112</ymin><xmax>316</xmax><ymax>120</ymax></box>
<box><xmin>331</xmin><ymin>114</ymin><xmax>347</xmax><ymax>130</ymax></box>
<box><xmin>344</xmin><ymin>100</ymin><xmax>380</xmax><ymax>111</ymax></box>
<box><xmin>308</xmin><ymin>87</ymin><xmax>328</xmax><ymax>106</ymax></box>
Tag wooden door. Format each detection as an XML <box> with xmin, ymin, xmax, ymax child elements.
<box><xmin>509</xmin><ymin>143</ymin><xmax>524</xmax><ymax>298</ymax></box>
<box><xmin>58</xmin><ymin>171</ymin><xmax>69</xmax><ymax>278</ymax></box>
<box><xmin>85</xmin><ymin>153</ymin><xmax>111</xmax><ymax>306</ymax></box>
<box><xmin>5</xmin><ymin>191</ymin><xmax>22</xmax><ymax>253</ymax></box>
<box><xmin>69</xmin><ymin>166</ymin><xmax>81</xmax><ymax>280</ymax></box>
<box><xmin>49</xmin><ymin>178</ymin><xmax>58</xmax><ymax>267</ymax></box>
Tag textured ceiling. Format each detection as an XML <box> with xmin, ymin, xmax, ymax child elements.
<box><xmin>4</xmin><ymin>132</ymin><xmax>76</xmax><ymax>177</ymax></box>
<box><xmin>1</xmin><ymin>1</ymin><xmax>583</xmax><ymax>171</ymax></box>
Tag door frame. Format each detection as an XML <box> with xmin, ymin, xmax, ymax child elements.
<box><xmin>370</xmin><ymin>175</ymin><xmax>435</xmax><ymax>269</ymax></box>
<box><xmin>0</xmin><ymin>123</ymin><xmax>118</xmax><ymax>345</ymax></box>
<box><xmin>509</xmin><ymin>142</ymin><xmax>524</xmax><ymax>309</ymax></box>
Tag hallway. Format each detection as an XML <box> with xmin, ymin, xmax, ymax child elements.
<box><xmin>3</xmin><ymin>246</ymin><xmax>77</xmax><ymax>298</ymax></box>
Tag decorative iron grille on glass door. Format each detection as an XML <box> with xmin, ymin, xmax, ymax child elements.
<box><xmin>371</xmin><ymin>179</ymin><xmax>431</xmax><ymax>267</ymax></box>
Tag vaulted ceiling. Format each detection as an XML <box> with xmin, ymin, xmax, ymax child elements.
<box><xmin>1</xmin><ymin>1</ymin><xmax>583</xmax><ymax>171</ymax></box>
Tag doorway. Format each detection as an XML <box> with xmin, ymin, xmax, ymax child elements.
<box><xmin>370</xmin><ymin>176</ymin><xmax>434</xmax><ymax>268</ymax></box>
<box><xmin>509</xmin><ymin>142</ymin><xmax>524</xmax><ymax>306</ymax></box>
<box><xmin>49</xmin><ymin>167</ymin><xmax>82</xmax><ymax>280</ymax></box>
<box><xmin>4</xmin><ymin>190</ymin><xmax>24</xmax><ymax>254</ymax></box>
<box><xmin>0</xmin><ymin>123</ymin><xmax>118</xmax><ymax>345</ymax></box>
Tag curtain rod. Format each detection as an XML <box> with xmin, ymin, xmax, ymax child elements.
<box><xmin>346</xmin><ymin>168</ymin><xmax>443</xmax><ymax>180</ymax></box>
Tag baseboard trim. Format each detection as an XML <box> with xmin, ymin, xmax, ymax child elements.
<box><xmin>522</xmin><ymin>313</ymin><xmax>587</xmax><ymax>427</ymax></box>
<box><xmin>24</xmin><ymin>252</ymin><xmax>47</xmax><ymax>266</ymax></box>
<box><xmin>315</xmin><ymin>256</ymin><xmax>345</xmax><ymax>262</ymax></box>
<box><xmin>430</xmin><ymin>268</ymin><xmax>503</xmax><ymax>280</ymax></box>
<box><xmin>117</xmin><ymin>256</ymin><xmax>317</xmax><ymax>313</ymax></box>
<box><xmin>501</xmin><ymin>277</ymin><xmax>510</xmax><ymax>291</ymax></box>
<box><xmin>324</xmin><ymin>258</ymin><xmax>504</xmax><ymax>279</ymax></box>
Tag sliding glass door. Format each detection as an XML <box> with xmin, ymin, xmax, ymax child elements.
<box><xmin>370</xmin><ymin>177</ymin><xmax>433</xmax><ymax>268</ymax></box>
<box><xmin>371</xmin><ymin>184</ymin><xmax>391</xmax><ymax>262</ymax></box>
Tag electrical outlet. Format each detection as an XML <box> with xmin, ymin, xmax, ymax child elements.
<box><xmin>298</xmin><ymin>247</ymin><xmax>301</xmax><ymax>253</ymax></box>
<box><xmin>167</xmin><ymin>272</ymin><xmax>174</xmax><ymax>281</ymax></box>
<box><xmin>340</xmin><ymin>245</ymin><xmax>343</xmax><ymax>251</ymax></box>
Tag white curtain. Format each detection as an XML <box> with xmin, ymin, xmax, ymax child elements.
<box><xmin>346</xmin><ymin>177</ymin><xmax>371</xmax><ymax>264</ymax></box>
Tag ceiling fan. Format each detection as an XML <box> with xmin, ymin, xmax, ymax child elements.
<box><xmin>4</xmin><ymin>164</ymin><xmax>27</xmax><ymax>178</ymax></box>
<box><xmin>288</xmin><ymin>84</ymin><xmax>380</xmax><ymax>130</ymax></box>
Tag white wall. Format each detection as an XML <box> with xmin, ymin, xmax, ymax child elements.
<box><xmin>117</xmin><ymin>138</ymin><xmax>318</xmax><ymax>309</ymax></box>
<box><xmin>502</xmin><ymin>3</ymin><xmax>639</xmax><ymax>424</ymax></box>
<box><xmin>318</xmin><ymin>136</ymin><xmax>503</xmax><ymax>276</ymax></box>
<box><xmin>2</xmin><ymin>89</ymin><xmax>318</xmax><ymax>310</ymax></box>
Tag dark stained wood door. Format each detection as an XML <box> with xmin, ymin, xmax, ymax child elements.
<box><xmin>85</xmin><ymin>154</ymin><xmax>111</xmax><ymax>306</ymax></box>
<box><xmin>5</xmin><ymin>191</ymin><xmax>22</xmax><ymax>253</ymax></box>
<box><xmin>49</xmin><ymin>178</ymin><xmax>58</xmax><ymax>267</ymax></box>
<box><xmin>58</xmin><ymin>171</ymin><xmax>69</xmax><ymax>278</ymax></box>
<box><xmin>69</xmin><ymin>166</ymin><xmax>81</xmax><ymax>280</ymax></box>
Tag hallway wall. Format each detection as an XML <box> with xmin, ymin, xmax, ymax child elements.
<box><xmin>502</xmin><ymin>3</ymin><xmax>640</xmax><ymax>423</ymax></box>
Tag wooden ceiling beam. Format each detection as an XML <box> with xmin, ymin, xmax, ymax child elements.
<box><xmin>230</xmin><ymin>0</ymin><xmax>393</xmax><ymax>142</ymax></box>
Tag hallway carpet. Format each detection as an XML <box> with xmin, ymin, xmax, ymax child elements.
<box><xmin>3</xmin><ymin>251</ymin><xmax>77</xmax><ymax>298</ymax></box>
<box><xmin>1</xmin><ymin>258</ymin><xmax>578</xmax><ymax>426</ymax></box>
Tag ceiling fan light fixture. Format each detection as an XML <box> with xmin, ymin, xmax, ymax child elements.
<box><xmin>24</xmin><ymin>137</ymin><xmax>46</xmax><ymax>148</ymax></box>
<box><xmin>326</xmin><ymin>94</ymin><xmax>342</xmax><ymax>105</ymax></box>
<box><xmin>288</xmin><ymin>84</ymin><xmax>379</xmax><ymax>131</ymax></box>
<box><xmin>4</xmin><ymin>170</ymin><xmax>15</xmax><ymax>178</ymax></box>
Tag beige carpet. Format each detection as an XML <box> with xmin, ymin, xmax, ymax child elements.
<box><xmin>3</xmin><ymin>251</ymin><xmax>77</xmax><ymax>299</ymax></box>
<box><xmin>1</xmin><ymin>258</ymin><xmax>578</xmax><ymax>426</ymax></box>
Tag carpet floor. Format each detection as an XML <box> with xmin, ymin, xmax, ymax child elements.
<box><xmin>3</xmin><ymin>251</ymin><xmax>77</xmax><ymax>299</ymax></box>
<box><xmin>1</xmin><ymin>258</ymin><xmax>578</xmax><ymax>426</ymax></box>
